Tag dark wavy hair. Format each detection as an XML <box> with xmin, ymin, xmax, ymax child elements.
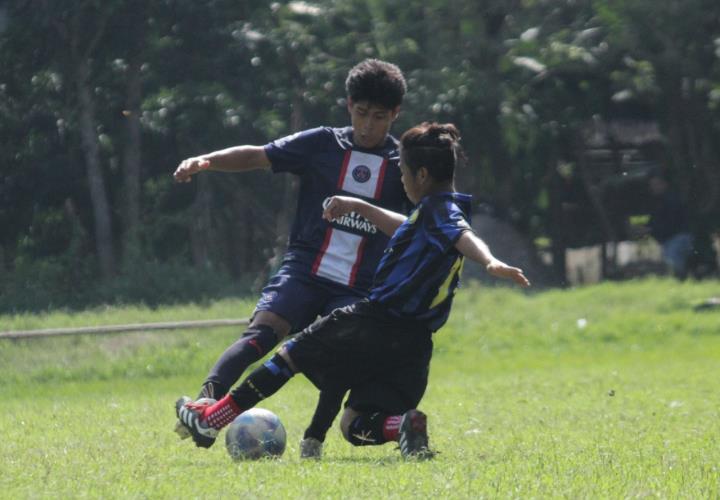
<box><xmin>400</xmin><ymin>122</ymin><xmax>462</xmax><ymax>182</ymax></box>
<box><xmin>345</xmin><ymin>59</ymin><xmax>407</xmax><ymax>109</ymax></box>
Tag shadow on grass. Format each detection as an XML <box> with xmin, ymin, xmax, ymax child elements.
<box><xmin>320</xmin><ymin>456</ymin><xmax>404</xmax><ymax>465</ymax></box>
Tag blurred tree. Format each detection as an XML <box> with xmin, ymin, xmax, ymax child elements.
<box><xmin>40</xmin><ymin>0</ymin><xmax>123</xmax><ymax>278</ymax></box>
<box><xmin>1</xmin><ymin>0</ymin><xmax>719</xmax><ymax>309</ymax></box>
<box><xmin>595</xmin><ymin>0</ymin><xmax>720</xmax><ymax>217</ymax></box>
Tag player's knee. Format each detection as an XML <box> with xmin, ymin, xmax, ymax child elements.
<box><xmin>250</xmin><ymin>311</ymin><xmax>291</xmax><ymax>340</ymax></box>
<box><xmin>340</xmin><ymin>408</ymin><xmax>361</xmax><ymax>443</ymax></box>
<box><xmin>239</xmin><ymin>324</ymin><xmax>280</xmax><ymax>354</ymax></box>
<box><xmin>277</xmin><ymin>345</ymin><xmax>299</xmax><ymax>374</ymax></box>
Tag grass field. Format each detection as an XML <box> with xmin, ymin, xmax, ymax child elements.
<box><xmin>1</xmin><ymin>278</ymin><xmax>719</xmax><ymax>499</ymax></box>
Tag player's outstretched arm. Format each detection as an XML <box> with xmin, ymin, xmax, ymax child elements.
<box><xmin>322</xmin><ymin>196</ymin><xmax>406</xmax><ymax>236</ymax></box>
<box><xmin>173</xmin><ymin>145</ymin><xmax>271</xmax><ymax>183</ymax></box>
<box><xmin>455</xmin><ymin>232</ymin><xmax>530</xmax><ymax>287</ymax></box>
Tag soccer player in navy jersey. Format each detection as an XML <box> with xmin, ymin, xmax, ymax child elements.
<box><xmin>177</xmin><ymin>122</ymin><xmax>530</xmax><ymax>459</ymax></box>
<box><xmin>173</xmin><ymin>59</ymin><xmax>409</xmax><ymax>452</ymax></box>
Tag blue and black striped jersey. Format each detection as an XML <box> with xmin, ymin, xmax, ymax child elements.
<box><xmin>368</xmin><ymin>192</ymin><xmax>473</xmax><ymax>332</ymax></box>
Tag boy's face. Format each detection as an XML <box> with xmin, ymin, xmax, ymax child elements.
<box><xmin>347</xmin><ymin>99</ymin><xmax>399</xmax><ymax>149</ymax></box>
<box><xmin>400</xmin><ymin>162</ymin><xmax>424</xmax><ymax>205</ymax></box>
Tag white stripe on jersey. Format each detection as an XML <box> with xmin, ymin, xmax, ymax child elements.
<box><xmin>313</xmin><ymin>228</ymin><xmax>365</xmax><ymax>286</ymax></box>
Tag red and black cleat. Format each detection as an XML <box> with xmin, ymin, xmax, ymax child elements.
<box><xmin>398</xmin><ymin>409</ymin><xmax>435</xmax><ymax>460</ymax></box>
<box><xmin>174</xmin><ymin>396</ymin><xmax>218</xmax><ymax>448</ymax></box>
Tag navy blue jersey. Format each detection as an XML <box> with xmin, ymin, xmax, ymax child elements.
<box><xmin>368</xmin><ymin>192</ymin><xmax>473</xmax><ymax>332</ymax></box>
<box><xmin>264</xmin><ymin>126</ymin><xmax>408</xmax><ymax>292</ymax></box>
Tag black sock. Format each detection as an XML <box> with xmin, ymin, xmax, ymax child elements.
<box><xmin>304</xmin><ymin>390</ymin><xmax>345</xmax><ymax>442</ymax></box>
<box><xmin>202</xmin><ymin>325</ymin><xmax>279</xmax><ymax>398</ymax></box>
<box><xmin>196</xmin><ymin>381</ymin><xmax>219</xmax><ymax>400</ymax></box>
<box><xmin>346</xmin><ymin>412</ymin><xmax>391</xmax><ymax>446</ymax></box>
<box><xmin>230</xmin><ymin>354</ymin><xmax>294</xmax><ymax>409</ymax></box>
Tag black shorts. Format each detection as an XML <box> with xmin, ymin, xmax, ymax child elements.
<box><xmin>284</xmin><ymin>300</ymin><xmax>433</xmax><ymax>415</ymax></box>
<box><xmin>254</xmin><ymin>264</ymin><xmax>365</xmax><ymax>332</ymax></box>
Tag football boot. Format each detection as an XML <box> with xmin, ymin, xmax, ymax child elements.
<box><xmin>299</xmin><ymin>437</ymin><xmax>323</xmax><ymax>459</ymax></box>
<box><xmin>175</xmin><ymin>396</ymin><xmax>218</xmax><ymax>448</ymax></box>
<box><xmin>398</xmin><ymin>409</ymin><xmax>434</xmax><ymax>460</ymax></box>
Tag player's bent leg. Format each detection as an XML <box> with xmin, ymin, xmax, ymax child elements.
<box><xmin>229</xmin><ymin>353</ymin><xmax>295</xmax><ymax>410</ymax></box>
<box><xmin>175</xmin><ymin>316</ymin><xmax>290</xmax><ymax>444</ymax></box>
<box><xmin>176</xmin><ymin>352</ymin><xmax>297</xmax><ymax>448</ymax></box>
<box><xmin>201</xmin><ymin>312</ymin><xmax>291</xmax><ymax>399</ymax></box>
<box><xmin>251</xmin><ymin>310</ymin><xmax>292</xmax><ymax>338</ymax></box>
<box><xmin>300</xmin><ymin>389</ymin><xmax>345</xmax><ymax>459</ymax></box>
<box><xmin>340</xmin><ymin>407</ymin><xmax>361</xmax><ymax>442</ymax></box>
<box><xmin>340</xmin><ymin>407</ymin><xmax>403</xmax><ymax>447</ymax></box>
<box><xmin>277</xmin><ymin>344</ymin><xmax>299</xmax><ymax>373</ymax></box>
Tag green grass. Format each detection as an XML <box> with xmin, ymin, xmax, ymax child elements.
<box><xmin>1</xmin><ymin>278</ymin><xmax>719</xmax><ymax>498</ymax></box>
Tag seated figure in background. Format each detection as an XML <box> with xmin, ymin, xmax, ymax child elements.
<box><xmin>647</xmin><ymin>171</ymin><xmax>693</xmax><ymax>279</ymax></box>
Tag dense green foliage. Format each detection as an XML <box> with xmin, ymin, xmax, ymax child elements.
<box><xmin>1</xmin><ymin>1</ymin><xmax>719</xmax><ymax>311</ymax></box>
<box><xmin>2</xmin><ymin>279</ymin><xmax>719</xmax><ymax>497</ymax></box>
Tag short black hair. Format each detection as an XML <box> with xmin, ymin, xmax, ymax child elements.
<box><xmin>345</xmin><ymin>59</ymin><xmax>407</xmax><ymax>110</ymax></box>
<box><xmin>400</xmin><ymin>122</ymin><xmax>462</xmax><ymax>183</ymax></box>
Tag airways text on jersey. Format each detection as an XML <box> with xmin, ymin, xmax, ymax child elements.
<box><xmin>328</xmin><ymin>211</ymin><xmax>378</xmax><ymax>236</ymax></box>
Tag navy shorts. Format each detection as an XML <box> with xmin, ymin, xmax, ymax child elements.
<box><xmin>254</xmin><ymin>265</ymin><xmax>366</xmax><ymax>333</ymax></box>
<box><xmin>285</xmin><ymin>300</ymin><xmax>433</xmax><ymax>415</ymax></box>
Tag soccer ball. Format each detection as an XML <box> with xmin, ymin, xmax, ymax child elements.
<box><xmin>225</xmin><ymin>408</ymin><xmax>287</xmax><ymax>460</ymax></box>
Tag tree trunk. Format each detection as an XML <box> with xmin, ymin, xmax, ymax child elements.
<box><xmin>259</xmin><ymin>25</ymin><xmax>303</xmax><ymax>285</ymax></box>
<box><xmin>576</xmin><ymin>142</ymin><xmax>616</xmax><ymax>281</ymax></box>
<box><xmin>548</xmin><ymin>174</ymin><xmax>568</xmax><ymax>286</ymax></box>
<box><xmin>122</xmin><ymin>55</ymin><xmax>143</xmax><ymax>260</ymax></box>
<box><xmin>76</xmin><ymin>58</ymin><xmax>116</xmax><ymax>279</ymax></box>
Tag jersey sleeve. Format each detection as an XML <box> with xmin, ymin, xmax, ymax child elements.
<box><xmin>425</xmin><ymin>202</ymin><xmax>473</xmax><ymax>253</ymax></box>
<box><xmin>264</xmin><ymin>127</ymin><xmax>330</xmax><ymax>175</ymax></box>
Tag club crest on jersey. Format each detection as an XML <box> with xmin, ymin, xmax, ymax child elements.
<box><xmin>351</xmin><ymin>165</ymin><xmax>372</xmax><ymax>183</ymax></box>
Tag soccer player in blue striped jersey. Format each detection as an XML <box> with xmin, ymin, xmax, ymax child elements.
<box><xmin>176</xmin><ymin>122</ymin><xmax>530</xmax><ymax>458</ymax></box>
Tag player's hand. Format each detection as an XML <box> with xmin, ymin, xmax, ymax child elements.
<box><xmin>322</xmin><ymin>196</ymin><xmax>360</xmax><ymax>221</ymax></box>
<box><xmin>486</xmin><ymin>259</ymin><xmax>531</xmax><ymax>287</ymax></box>
<box><xmin>173</xmin><ymin>157</ymin><xmax>210</xmax><ymax>183</ymax></box>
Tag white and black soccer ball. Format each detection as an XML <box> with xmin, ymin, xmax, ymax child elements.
<box><xmin>225</xmin><ymin>408</ymin><xmax>287</xmax><ymax>461</ymax></box>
